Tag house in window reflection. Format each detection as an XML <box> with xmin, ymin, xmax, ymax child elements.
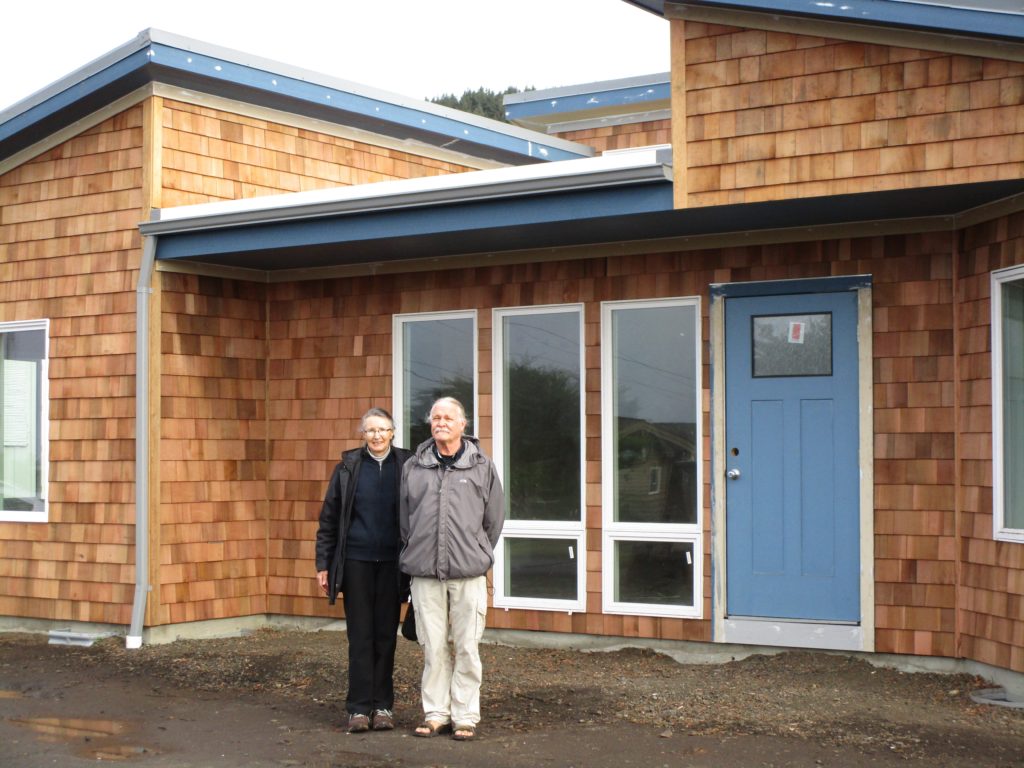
<box><xmin>2</xmin><ymin>1</ymin><xmax>1024</xmax><ymax>698</ymax></box>
<box><xmin>615</xmin><ymin>418</ymin><xmax>696</xmax><ymax>525</ymax></box>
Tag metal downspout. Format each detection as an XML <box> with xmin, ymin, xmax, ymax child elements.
<box><xmin>127</xmin><ymin>234</ymin><xmax>157</xmax><ymax>649</ymax></box>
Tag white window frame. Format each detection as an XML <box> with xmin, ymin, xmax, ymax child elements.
<box><xmin>492</xmin><ymin>304</ymin><xmax>586</xmax><ymax>612</ymax></box>
<box><xmin>992</xmin><ymin>264</ymin><xmax>1024</xmax><ymax>543</ymax></box>
<box><xmin>392</xmin><ymin>310</ymin><xmax>478</xmax><ymax>449</ymax></box>
<box><xmin>0</xmin><ymin>319</ymin><xmax>49</xmax><ymax>523</ymax></box>
<box><xmin>601</xmin><ymin>297</ymin><xmax>703</xmax><ymax>618</ymax></box>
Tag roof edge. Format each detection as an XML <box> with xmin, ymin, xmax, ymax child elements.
<box><xmin>504</xmin><ymin>72</ymin><xmax>669</xmax><ymax>104</ymax></box>
<box><xmin>141</xmin><ymin>147</ymin><xmax>673</xmax><ymax>236</ymax></box>
<box><xmin>0</xmin><ymin>28</ymin><xmax>594</xmax><ymax>166</ymax></box>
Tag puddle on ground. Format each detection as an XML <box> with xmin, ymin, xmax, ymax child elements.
<box><xmin>7</xmin><ymin>716</ymin><xmax>157</xmax><ymax>760</ymax></box>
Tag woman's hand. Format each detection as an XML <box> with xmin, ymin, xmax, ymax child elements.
<box><xmin>317</xmin><ymin>570</ymin><xmax>329</xmax><ymax>595</ymax></box>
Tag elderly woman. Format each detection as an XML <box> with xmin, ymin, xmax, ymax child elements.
<box><xmin>316</xmin><ymin>407</ymin><xmax>413</xmax><ymax>733</ymax></box>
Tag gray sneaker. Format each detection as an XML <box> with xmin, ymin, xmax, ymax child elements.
<box><xmin>347</xmin><ymin>713</ymin><xmax>370</xmax><ymax>733</ymax></box>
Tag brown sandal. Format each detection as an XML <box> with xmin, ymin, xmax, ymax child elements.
<box><xmin>452</xmin><ymin>724</ymin><xmax>476</xmax><ymax>741</ymax></box>
<box><xmin>413</xmin><ymin>720</ymin><xmax>451</xmax><ymax>738</ymax></box>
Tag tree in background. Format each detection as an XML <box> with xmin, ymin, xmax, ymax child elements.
<box><xmin>430</xmin><ymin>86</ymin><xmax>532</xmax><ymax>123</ymax></box>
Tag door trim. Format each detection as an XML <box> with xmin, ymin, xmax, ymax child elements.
<box><xmin>710</xmin><ymin>277</ymin><xmax>875</xmax><ymax>652</ymax></box>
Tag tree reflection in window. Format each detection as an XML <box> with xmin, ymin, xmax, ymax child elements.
<box><xmin>502</xmin><ymin>312</ymin><xmax>580</xmax><ymax>522</ymax></box>
<box><xmin>612</xmin><ymin>304</ymin><xmax>698</xmax><ymax>525</ymax></box>
<box><xmin>401</xmin><ymin>317</ymin><xmax>474</xmax><ymax>449</ymax></box>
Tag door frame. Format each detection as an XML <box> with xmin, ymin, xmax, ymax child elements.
<box><xmin>710</xmin><ymin>276</ymin><xmax>875</xmax><ymax>652</ymax></box>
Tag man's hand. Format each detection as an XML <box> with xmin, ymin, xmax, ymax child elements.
<box><xmin>317</xmin><ymin>570</ymin><xmax>329</xmax><ymax>595</ymax></box>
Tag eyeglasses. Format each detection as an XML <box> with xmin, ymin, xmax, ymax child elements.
<box><xmin>363</xmin><ymin>428</ymin><xmax>393</xmax><ymax>437</ymax></box>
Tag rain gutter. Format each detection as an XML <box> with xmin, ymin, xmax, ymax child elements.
<box><xmin>127</xmin><ymin>233</ymin><xmax>158</xmax><ymax>649</ymax></box>
<box><xmin>139</xmin><ymin>147</ymin><xmax>673</xmax><ymax>238</ymax></box>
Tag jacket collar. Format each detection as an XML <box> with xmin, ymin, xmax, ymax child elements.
<box><xmin>415</xmin><ymin>435</ymin><xmax>481</xmax><ymax>469</ymax></box>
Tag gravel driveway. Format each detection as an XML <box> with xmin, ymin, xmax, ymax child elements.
<box><xmin>1</xmin><ymin>628</ymin><xmax>1022</xmax><ymax>767</ymax></box>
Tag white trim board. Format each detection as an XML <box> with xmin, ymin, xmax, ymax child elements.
<box><xmin>722</xmin><ymin>617</ymin><xmax>864</xmax><ymax>653</ymax></box>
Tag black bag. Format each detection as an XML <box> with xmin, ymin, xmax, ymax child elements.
<box><xmin>401</xmin><ymin>600</ymin><xmax>417</xmax><ymax>641</ymax></box>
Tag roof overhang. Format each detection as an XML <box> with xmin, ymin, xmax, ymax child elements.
<box><xmin>143</xmin><ymin>147</ymin><xmax>675</xmax><ymax>273</ymax></box>
<box><xmin>504</xmin><ymin>73</ymin><xmax>670</xmax><ymax>134</ymax></box>
<box><xmin>622</xmin><ymin>1</ymin><xmax>1024</xmax><ymax>50</ymax></box>
<box><xmin>142</xmin><ymin>147</ymin><xmax>1024</xmax><ymax>280</ymax></box>
<box><xmin>0</xmin><ymin>29</ymin><xmax>592</xmax><ymax>168</ymax></box>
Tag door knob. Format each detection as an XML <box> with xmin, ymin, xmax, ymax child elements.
<box><xmin>727</xmin><ymin>468</ymin><xmax>741</xmax><ymax>480</ymax></box>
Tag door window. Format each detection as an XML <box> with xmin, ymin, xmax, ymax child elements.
<box><xmin>752</xmin><ymin>313</ymin><xmax>832</xmax><ymax>377</ymax></box>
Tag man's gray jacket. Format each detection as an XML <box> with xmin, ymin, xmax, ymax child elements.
<box><xmin>399</xmin><ymin>436</ymin><xmax>504</xmax><ymax>581</ymax></box>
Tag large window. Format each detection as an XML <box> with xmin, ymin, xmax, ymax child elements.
<box><xmin>0</xmin><ymin>320</ymin><xmax>49</xmax><ymax>523</ymax></box>
<box><xmin>393</xmin><ymin>312</ymin><xmax>476</xmax><ymax>450</ymax></box>
<box><xmin>993</xmin><ymin>266</ymin><xmax>1024</xmax><ymax>543</ymax></box>
<box><xmin>493</xmin><ymin>305</ymin><xmax>585</xmax><ymax>611</ymax></box>
<box><xmin>602</xmin><ymin>299</ymin><xmax>701</xmax><ymax>617</ymax></box>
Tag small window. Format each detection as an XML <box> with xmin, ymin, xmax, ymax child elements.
<box><xmin>993</xmin><ymin>266</ymin><xmax>1024</xmax><ymax>542</ymax></box>
<box><xmin>0</xmin><ymin>320</ymin><xmax>49</xmax><ymax>523</ymax></box>
<box><xmin>752</xmin><ymin>313</ymin><xmax>832</xmax><ymax>377</ymax></box>
<box><xmin>648</xmin><ymin>466</ymin><xmax>662</xmax><ymax>495</ymax></box>
<box><xmin>503</xmin><ymin>536</ymin><xmax>578</xmax><ymax>601</ymax></box>
<box><xmin>614</xmin><ymin>539</ymin><xmax>694</xmax><ymax>607</ymax></box>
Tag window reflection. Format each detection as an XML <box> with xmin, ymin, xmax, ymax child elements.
<box><xmin>1003</xmin><ymin>280</ymin><xmax>1024</xmax><ymax>530</ymax></box>
<box><xmin>612</xmin><ymin>305</ymin><xmax>697</xmax><ymax>524</ymax></box>
<box><xmin>505</xmin><ymin>537</ymin><xmax>577</xmax><ymax>600</ymax></box>
<box><xmin>503</xmin><ymin>312</ymin><xmax>581</xmax><ymax>522</ymax></box>
<box><xmin>1</xmin><ymin>329</ymin><xmax>46</xmax><ymax>512</ymax></box>
<box><xmin>615</xmin><ymin>540</ymin><xmax>694</xmax><ymax>606</ymax></box>
<box><xmin>402</xmin><ymin>318</ymin><xmax>474</xmax><ymax>448</ymax></box>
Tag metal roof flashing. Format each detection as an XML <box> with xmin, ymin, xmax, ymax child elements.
<box><xmin>622</xmin><ymin>0</ymin><xmax>1024</xmax><ymax>42</ymax></box>
<box><xmin>0</xmin><ymin>28</ymin><xmax>593</xmax><ymax>167</ymax></box>
<box><xmin>141</xmin><ymin>146</ymin><xmax>673</xmax><ymax>236</ymax></box>
<box><xmin>503</xmin><ymin>73</ymin><xmax>670</xmax><ymax>133</ymax></box>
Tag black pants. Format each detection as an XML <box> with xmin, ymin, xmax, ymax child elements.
<box><xmin>342</xmin><ymin>558</ymin><xmax>400</xmax><ymax>716</ymax></box>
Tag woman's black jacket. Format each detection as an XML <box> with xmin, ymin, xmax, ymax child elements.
<box><xmin>315</xmin><ymin>445</ymin><xmax>414</xmax><ymax>605</ymax></box>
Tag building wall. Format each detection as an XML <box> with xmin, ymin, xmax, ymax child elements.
<box><xmin>958</xmin><ymin>211</ymin><xmax>1024</xmax><ymax>673</ymax></box>
<box><xmin>870</xmin><ymin>232</ymin><xmax>959</xmax><ymax>659</ymax></box>
<box><xmin>264</xmin><ymin>278</ymin><xmax>405</xmax><ymax>619</ymax></box>
<box><xmin>0</xmin><ymin>93</ymin><xmax>511</xmax><ymax>630</ymax></box>
<box><xmin>556</xmin><ymin>118</ymin><xmax>671</xmax><ymax>154</ymax></box>
<box><xmin>158</xmin><ymin>273</ymin><xmax>268</xmax><ymax>625</ymax></box>
<box><xmin>0</xmin><ymin>107</ymin><xmax>144</xmax><ymax>625</ymax></box>
<box><xmin>679</xmin><ymin>21</ymin><xmax>1024</xmax><ymax>207</ymax></box>
<box><xmin>251</xmin><ymin>227</ymin><xmax>1023</xmax><ymax>665</ymax></box>
<box><xmin>150</xmin><ymin>100</ymin><xmax>489</xmax><ymax>626</ymax></box>
<box><xmin>160</xmin><ymin>100</ymin><xmax>479</xmax><ymax>206</ymax></box>
<box><xmin>261</xmin><ymin>260</ymin><xmax>714</xmax><ymax>639</ymax></box>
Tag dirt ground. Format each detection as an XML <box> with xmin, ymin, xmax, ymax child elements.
<box><xmin>1</xmin><ymin>628</ymin><xmax>1023</xmax><ymax>768</ymax></box>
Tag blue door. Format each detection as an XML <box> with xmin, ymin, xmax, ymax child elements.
<box><xmin>725</xmin><ymin>289</ymin><xmax>860</xmax><ymax>621</ymax></box>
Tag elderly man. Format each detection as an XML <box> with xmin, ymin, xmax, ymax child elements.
<box><xmin>399</xmin><ymin>397</ymin><xmax>504</xmax><ymax>742</ymax></box>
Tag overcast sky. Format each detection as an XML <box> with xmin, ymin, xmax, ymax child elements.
<box><xmin>0</xmin><ymin>0</ymin><xmax>669</xmax><ymax>113</ymax></box>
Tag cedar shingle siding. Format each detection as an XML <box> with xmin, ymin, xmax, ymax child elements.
<box><xmin>1</xmin><ymin>12</ymin><xmax>1022</xmax><ymax>679</ymax></box>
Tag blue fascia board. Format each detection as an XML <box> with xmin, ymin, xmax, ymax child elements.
<box><xmin>504</xmin><ymin>80</ymin><xmax>670</xmax><ymax>121</ymax></box>
<box><xmin>139</xmin><ymin>44</ymin><xmax>586</xmax><ymax>162</ymax></box>
<box><xmin>154</xmin><ymin>182</ymin><xmax>673</xmax><ymax>262</ymax></box>
<box><xmin>0</xmin><ymin>48</ymin><xmax>152</xmax><ymax>150</ymax></box>
<box><xmin>1</xmin><ymin>39</ymin><xmax>590</xmax><ymax>165</ymax></box>
<box><xmin>628</xmin><ymin>0</ymin><xmax>1024</xmax><ymax>41</ymax></box>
